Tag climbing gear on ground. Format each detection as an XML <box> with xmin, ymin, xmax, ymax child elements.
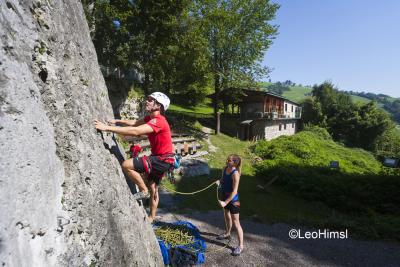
<box><xmin>154</xmin><ymin>224</ymin><xmax>195</xmax><ymax>247</ymax></box>
<box><xmin>149</xmin><ymin>92</ymin><xmax>170</xmax><ymax>111</ymax></box>
<box><xmin>153</xmin><ymin>221</ymin><xmax>206</xmax><ymax>265</ymax></box>
<box><xmin>231</xmin><ymin>246</ymin><xmax>243</xmax><ymax>256</ymax></box>
<box><xmin>216</xmin><ymin>233</ymin><xmax>231</xmax><ymax>240</ymax></box>
<box><xmin>132</xmin><ymin>191</ymin><xmax>150</xmax><ymax>201</ymax></box>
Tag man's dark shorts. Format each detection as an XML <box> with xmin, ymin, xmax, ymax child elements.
<box><xmin>133</xmin><ymin>156</ymin><xmax>171</xmax><ymax>185</ymax></box>
<box><xmin>224</xmin><ymin>201</ymin><xmax>240</xmax><ymax>214</ymax></box>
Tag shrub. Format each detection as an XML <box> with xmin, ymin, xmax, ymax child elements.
<box><xmin>303</xmin><ymin>124</ymin><xmax>332</xmax><ymax>141</ymax></box>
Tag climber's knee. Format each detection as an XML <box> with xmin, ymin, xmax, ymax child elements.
<box><xmin>122</xmin><ymin>159</ymin><xmax>134</xmax><ymax>172</ymax></box>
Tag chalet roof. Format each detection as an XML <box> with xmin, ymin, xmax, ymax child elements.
<box><xmin>240</xmin><ymin>89</ymin><xmax>300</xmax><ymax>105</ymax></box>
<box><xmin>207</xmin><ymin>88</ymin><xmax>300</xmax><ymax>106</ymax></box>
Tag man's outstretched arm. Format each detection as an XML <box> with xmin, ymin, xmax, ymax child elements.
<box><xmin>94</xmin><ymin>119</ymin><xmax>153</xmax><ymax>136</ymax></box>
<box><xmin>108</xmin><ymin>118</ymin><xmax>146</xmax><ymax>127</ymax></box>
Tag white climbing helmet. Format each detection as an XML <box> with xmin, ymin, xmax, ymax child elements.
<box><xmin>149</xmin><ymin>92</ymin><xmax>170</xmax><ymax>111</ymax></box>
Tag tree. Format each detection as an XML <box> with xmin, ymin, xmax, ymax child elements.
<box><xmin>125</xmin><ymin>0</ymin><xmax>192</xmax><ymax>94</ymax></box>
<box><xmin>193</xmin><ymin>0</ymin><xmax>279</xmax><ymax>132</ymax></box>
<box><xmin>85</xmin><ymin>0</ymin><xmax>209</xmax><ymax>100</ymax></box>
<box><xmin>90</xmin><ymin>0</ymin><xmax>136</xmax><ymax>71</ymax></box>
<box><xmin>301</xmin><ymin>98</ymin><xmax>327</xmax><ymax>127</ymax></box>
<box><xmin>350</xmin><ymin>102</ymin><xmax>393</xmax><ymax>150</ymax></box>
<box><xmin>305</xmin><ymin>81</ymin><xmax>393</xmax><ymax>150</ymax></box>
<box><xmin>384</xmin><ymin>99</ymin><xmax>400</xmax><ymax>123</ymax></box>
<box><xmin>374</xmin><ymin>127</ymin><xmax>400</xmax><ymax>158</ymax></box>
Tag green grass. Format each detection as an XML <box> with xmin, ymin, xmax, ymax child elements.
<box><xmin>350</xmin><ymin>94</ymin><xmax>371</xmax><ymax>104</ymax></box>
<box><xmin>169</xmin><ymin>102</ymin><xmax>214</xmax><ymax>114</ymax></box>
<box><xmin>259</xmin><ymin>82</ymin><xmax>313</xmax><ymax>103</ymax></box>
<box><xmin>261</xmin><ymin>82</ymin><xmax>377</xmax><ymax>106</ymax></box>
<box><xmin>282</xmin><ymin>86</ymin><xmax>312</xmax><ymax>103</ymax></box>
<box><xmin>254</xmin><ymin>129</ymin><xmax>381</xmax><ymax>175</ymax></box>
<box><xmin>258</xmin><ymin>81</ymin><xmax>273</xmax><ymax>88</ymax></box>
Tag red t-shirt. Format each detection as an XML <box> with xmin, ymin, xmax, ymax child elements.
<box><xmin>144</xmin><ymin>114</ymin><xmax>173</xmax><ymax>155</ymax></box>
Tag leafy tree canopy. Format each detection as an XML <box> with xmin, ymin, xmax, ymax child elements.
<box><xmin>192</xmin><ymin>0</ymin><xmax>279</xmax><ymax>117</ymax></box>
<box><xmin>302</xmin><ymin>82</ymin><xmax>394</xmax><ymax>151</ymax></box>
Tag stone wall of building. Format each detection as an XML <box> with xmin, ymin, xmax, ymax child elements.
<box><xmin>264</xmin><ymin>119</ymin><xmax>298</xmax><ymax>140</ymax></box>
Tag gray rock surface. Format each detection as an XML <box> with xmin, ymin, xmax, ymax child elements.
<box><xmin>0</xmin><ymin>1</ymin><xmax>162</xmax><ymax>266</ymax></box>
<box><xmin>179</xmin><ymin>159</ymin><xmax>210</xmax><ymax>178</ymax></box>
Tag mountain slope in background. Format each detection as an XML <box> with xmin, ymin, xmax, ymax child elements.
<box><xmin>259</xmin><ymin>82</ymin><xmax>400</xmax><ymax>123</ymax></box>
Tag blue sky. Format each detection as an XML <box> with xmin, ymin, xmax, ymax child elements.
<box><xmin>262</xmin><ymin>0</ymin><xmax>400</xmax><ymax>98</ymax></box>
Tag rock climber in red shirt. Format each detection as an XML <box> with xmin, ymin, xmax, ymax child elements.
<box><xmin>94</xmin><ymin>92</ymin><xmax>174</xmax><ymax>223</ymax></box>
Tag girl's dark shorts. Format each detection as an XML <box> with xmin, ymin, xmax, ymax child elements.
<box><xmin>224</xmin><ymin>201</ymin><xmax>240</xmax><ymax>214</ymax></box>
<box><xmin>133</xmin><ymin>156</ymin><xmax>171</xmax><ymax>185</ymax></box>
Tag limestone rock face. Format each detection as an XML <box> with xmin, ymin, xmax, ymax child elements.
<box><xmin>0</xmin><ymin>1</ymin><xmax>162</xmax><ymax>266</ymax></box>
<box><xmin>179</xmin><ymin>159</ymin><xmax>210</xmax><ymax>178</ymax></box>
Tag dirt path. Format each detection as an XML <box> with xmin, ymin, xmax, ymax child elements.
<box><xmin>201</xmin><ymin>126</ymin><xmax>217</xmax><ymax>153</ymax></box>
<box><xmin>157</xmin><ymin>190</ymin><xmax>400</xmax><ymax>267</ymax></box>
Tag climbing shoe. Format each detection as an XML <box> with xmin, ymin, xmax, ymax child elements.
<box><xmin>216</xmin><ymin>233</ymin><xmax>231</xmax><ymax>240</ymax></box>
<box><xmin>132</xmin><ymin>191</ymin><xmax>150</xmax><ymax>201</ymax></box>
<box><xmin>231</xmin><ymin>246</ymin><xmax>243</xmax><ymax>256</ymax></box>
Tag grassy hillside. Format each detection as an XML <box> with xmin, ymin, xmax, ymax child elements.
<box><xmin>259</xmin><ymin>81</ymin><xmax>312</xmax><ymax>102</ymax></box>
<box><xmin>282</xmin><ymin>85</ymin><xmax>312</xmax><ymax>102</ymax></box>
<box><xmin>253</xmin><ymin>126</ymin><xmax>400</xmax><ymax>239</ymax></box>
<box><xmin>349</xmin><ymin>94</ymin><xmax>371</xmax><ymax>104</ymax></box>
<box><xmin>261</xmin><ymin>82</ymin><xmax>372</xmax><ymax>104</ymax></box>
<box><xmin>253</xmin><ymin>126</ymin><xmax>381</xmax><ymax>175</ymax></box>
<box><xmin>259</xmin><ymin>82</ymin><xmax>400</xmax><ymax>124</ymax></box>
<box><xmin>169</xmin><ymin>102</ymin><xmax>214</xmax><ymax>114</ymax></box>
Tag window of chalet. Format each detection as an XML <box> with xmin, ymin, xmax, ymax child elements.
<box><xmin>285</xmin><ymin>104</ymin><xmax>287</xmax><ymax>111</ymax></box>
<box><xmin>291</xmin><ymin>105</ymin><xmax>294</xmax><ymax>112</ymax></box>
<box><xmin>284</xmin><ymin>123</ymin><xmax>287</xmax><ymax>130</ymax></box>
<box><xmin>292</xmin><ymin>122</ymin><xmax>295</xmax><ymax>128</ymax></box>
<box><xmin>279</xmin><ymin>124</ymin><xmax>282</xmax><ymax>131</ymax></box>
